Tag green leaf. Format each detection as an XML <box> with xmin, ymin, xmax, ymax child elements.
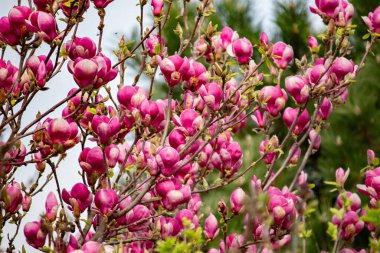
<box><xmin>88</xmin><ymin>108</ymin><xmax>97</xmax><ymax>114</ymax></box>
<box><xmin>327</xmin><ymin>222</ymin><xmax>338</xmax><ymax>241</ymax></box>
<box><xmin>361</xmin><ymin>208</ymin><xmax>380</xmax><ymax>226</ymax></box>
<box><xmin>362</xmin><ymin>33</ymin><xmax>370</xmax><ymax>40</ymax></box>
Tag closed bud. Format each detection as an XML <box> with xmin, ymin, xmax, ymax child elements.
<box><xmin>232</xmin><ymin>38</ymin><xmax>253</xmax><ymax>64</ymax></box>
<box><xmin>94</xmin><ymin>188</ymin><xmax>118</xmax><ymax>215</ymax></box>
<box><xmin>283</xmin><ymin>108</ymin><xmax>310</xmax><ymax>135</ymax></box>
<box><xmin>22</xmin><ymin>195</ymin><xmax>32</xmax><ymax>211</ymax></box>
<box><xmin>272</xmin><ymin>42</ymin><xmax>294</xmax><ymax>69</ymax></box>
<box><xmin>1</xmin><ymin>181</ymin><xmax>23</xmax><ymax>213</ymax></box>
<box><xmin>45</xmin><ymin>192</ymin><xmax>59</xmax><ymax>221</ymax></box>
<box><xmin>230</xmin><ymin>188</ymin><xmax>246</xmax><ymax>214</ymax></box>
<box><xmin>151</xmin><ymin>0</ymin><xmax>164</xmax><ymax>16</ymax></box>
<box><xmin>24</xmin><ymin>221</ymin><xmax>47</xmax><ymax>249</ymax></box>
<box><xmin>204</xmin><ymin>213</ymin><xmax>219</xmax><ymax>240</ymax></box>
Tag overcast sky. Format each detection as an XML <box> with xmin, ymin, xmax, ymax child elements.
<box><xmin>1</xmin><ymin>0</ymin><xmax>321</xmax><ymax>251</ymax></box>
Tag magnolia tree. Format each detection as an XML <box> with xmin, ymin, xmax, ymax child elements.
<box><xmin>0</xmin><ymin>0</ymin><xmax>380</xmax><ymax>252</ymax></box>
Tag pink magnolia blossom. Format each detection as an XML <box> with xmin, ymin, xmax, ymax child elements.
<box><xmin>259</xmin><ymin>85</ymin><xmax>288</xmax><ymax>117</ymax></box>
<box><xmin>362</xmin><ymin>6</ymin><xmax>380</xmax><ymax>34</ymax></box>
<box><xmin>1</xmin><ymin>181</ymin><xmax>23</xmax><ymax>214</ymax></box>
<box><xmin>159</xmin><ymin>55</ymin><xmax>190</xmax><ymax>87</ymax></box>
<box><xmin>285</xmin><ymin>75</ymin><xmax>310</xmax><ymax>104</ymax></box>
<box><xmin>230</xmin><ymin>188</ymin><xmax>246</xmax><ymax>214</ymax></box>
<box><xmin>204</xmin><ymin>213</ymin><xmax>219</xmax><ymax>240</ymax></box>
<box><xmin>24</xmin><ymin>221</ymin><xmax>47</xmax><ymax>249</ymax></box>
<box><xmin>62</xmin><ymin>183</ymin><xmax>93</xmax><ymax>215</ymax></box>
<box><xmin>272</xmin><ymin>42</ymin><xmax>294</xmax><ymax>69</ymax></box>
<box><xmin>45</xmin><ymin>192</ymin><xmax>59</xmax><ymax>221</ymax></box>
<box><xmin>65</xmin><ymin>37</ymin><xmax>97</xmax><ymax>60</ymax></box>
<box><xmin>283</xmin><ymin>107</ymin><xmax>310</xmax><ymax>135</ymax></box>
<box><xmin>232</xmin><ymin>38</ymin><xmax>253</xmax><ymax>64</ymax></box>
<box><xmin>199</xmin><ymin>82</ymin><xmax>223</xmax><ymax>110</ymax></box>
<box><xmin>151</xmin><ymin>0</ymin><xmax>164</xmax><ymax>16</ymax></box>
<box><xmin>94</xmin><ymin>188</ymin><xmax>118</xmax><ymax>215</ymax></box>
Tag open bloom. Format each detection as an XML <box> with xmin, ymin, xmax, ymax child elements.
<box><xmin>68</xmin><ymin>54</ymin><xmax>118</xmax><ymax>90</ymax></box>
<box><xmin>62</xmin><ymin>183</ymin><xmax>93</xmax><ymax>215</ymax></box>
<box><xmin>159</xmin><ymin>55</ymin><xmax>190</xmax><ymax>87</ymax></box>
<box><xmin>156</xmin><ymin>146</ymin><xmax>180</xmax><ymax>176</ymax></box>
<box><xmin>357</xmin><ymin>167</ymin><xmax>380</xmax><ymax>200</ymax></box>
<box><xmin>27</xmin><ymin>11</ymin><xmax>58</xmax><ymax>42</ymax></box>
<box><xmin>332</xmin><ymin>211</ymin><xmax>364</xmax><ymax>240</ymax></box>
<box><xmin>155</xmin><ymin>178</ymin><xmax>191</xmax><ymax>211</ymax></box>
<box><xmin>91</xmin><ymin>115</ymin><xmax>121</xmax><ymax>145</ymax></box>
<box><xmin>65</xmin><ymin>37</ymin><xmax>97</xmax><ymax>61</ymax></box>
<box><xmin>199</xmin><ymin>82</ymin><xmax>223</xmax><ymax>110</ymax></box>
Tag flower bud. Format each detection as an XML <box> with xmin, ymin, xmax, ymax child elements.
<box><xmin>285</xmin><ymin>75</ymin><xmax>310</xmax><ymax>104</ymax></box>
<box><xmin>151</xmin><ymin>0</ymin><xmax>164</xmax><ymax>16</ymax></box>
<box><xmin>308</xmin><ymin>129</ymin><xmax>321</xmax><ymax>152</ymax></box>
<box><xmin>289</xmin><ymin>144</ymin><xmax>301</xmax><ymax>166</ymax></box>
<box><xmin>1</xmin><ymin>181</ymin><xmax>23</xmax><ymax>213</ymax></box>
<box><xmin>22</xmin><ymin>195</ymin><xmax>32</xmax><ymax>211</ymax></box>
<box><xmin>367</xmin><ymin>149</ymin><xmax>376</xmax><ymax>166</ymax></box>
<box><xmin>259</xmin><ymin>85</ymin><xmax>288</xmax><ymax>117</ymax></box>
<box><xmin>317</xmin><ymin>97</ymin><xmax>333</xmax><ymax>121</ymax></box>
<box><xmin>45</xmin><ymin>192</ymin><xmax>59</xmax><ymax>221</ymax></box>
<box><xmin>336</xmin><ymin>167</ymin><xmax>349</xmax><ymax>188</ymax></box>
<box><xmin>204</xmin><ymin>213</ymin><xmax>219</xmax><ymax>240</ymax></box>
<box><xmin>260</xmin><ymin>32</ymin><xmax>269</xmax><ymax>49</ymax></box>
<box><xmin>272</xmin><ymin>42</ymin><xmax>294</xmax><ymax>69</ymax></box>
<box><xmin>337</xmin><ymin>192</ymin><xmax>361</xmax><ymax>211</ymax></box>
<box><xmin>330</xmin><ymin>57</ymin><xmax>355</xmax><ymax>82</ymax></box>
<box><xmin>283</xmin><ymin>108</ymin><xmax>310</xmax><ymax>135</ymax></box>
<box><xmin>24</xmin><ymin>221</ymin><xmax>47</xmax><ymax>249</ymax></box>
<box><xmin>91</xmin><ymin>0</ymin><xmax>114</xmax><ymax>8</ymax></box>
<box><xmin>94</xmin><ymin>188</ymin><xmax>118</xmax><ymax>215</ymax></box>
<box><xmin>232</xmin><ymin>38</ymin><xmax>253</xmax><ymax>64</ymax></box>
<box><xmin>230</xmin><ymin>188</ymin><xmax>246</xmax><ymax>214</ymax></box>
<box><xmin>308</xmin><ymin>36</ymin><xmax>319</xmax><ymax>52</ymax></box>
<box><xmin>145</xmin><ymin>34</ymin><xmax>165</xmax><ymax>57</ymax></box>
